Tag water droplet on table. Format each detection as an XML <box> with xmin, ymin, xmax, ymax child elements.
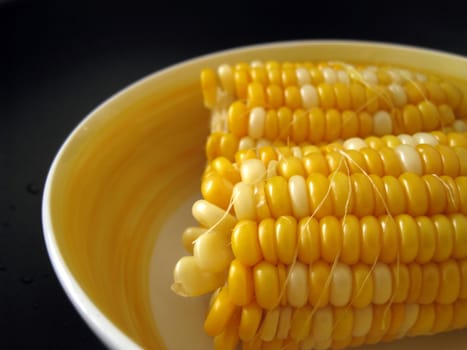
<box><xmin>21</xmin><ymin>275</ymin><xmax>34</xmax><ymax>284</ymax></box>
<box><xmin>26</xmin><ymin>183</ymin><xmax>40</xmax><ymax>195</ymax></box>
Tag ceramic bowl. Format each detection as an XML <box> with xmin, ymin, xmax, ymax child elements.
<box><xmin>42</xmin><ymin>40</ymin><xmax>467</xmax><ymax>349</ymax></box>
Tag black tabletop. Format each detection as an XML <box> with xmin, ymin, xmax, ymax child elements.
<box><xmin>2</xmin><ymin>0</ymin><xmax>466</xmax><ymax>348</ymax></box>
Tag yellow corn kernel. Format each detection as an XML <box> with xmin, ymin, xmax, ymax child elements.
<box><xmin>254</xmin><ymin>182</ymin><xmax>272</xmax><ymax>221</ymax></box>
<box><xmin>325</xmin><ymin>109</ymin><xmax>342</xmax><ymax>142</ymax></box>
<box><xmin>329</xmin><ymin>171</ymin><xmax>354</xmax><ymax>218</ymax></box>
<box><xmin>351</xmin><ymin>263</ymin><xmax>374</xmax><ymax>308</ymax></box>
<box><xmin>234</xmin><ymin>69</ymin><xmax>250</xmax><ymax>100</ymax></box>
<box><xmin>326</xmin><ymin>151</ymin><xmax>345</xmax><ymax>173</ymax></box>
<box><xmin>456</xmin><ymin>176</ymin><xmax>467</xmax><ymax>215</ymax></box>
<box><xmin>330</xmin><ymin>262</ymin><xmax>353</xmax><ymax>307</ymax></box>
<box><xmin>264</xmin><ymin>109</ymin><xmax>279</xmax><ymax>140</ymax></box>
<box><xmin>334</xmin><ymin>82</ymin><xmax>352</xmax><ymax>110</ymax></box>
<box><xmin>391</xmin><ymin>264</ymin><xmax>410</xmax><ymax>303</ymax></box>
<box><xmin>415</xmin><ymin>216</ymin><xmax>436</xmax><ymax>264</ymax></box>
<box><xmin>254</xmin><ymin>262</ymin><xmax>280</xmax><ymax>310</ymax></box>
<box><xmin>443</xmin><ymin>175</ymin><xmax>462</xmax><ymax>213</ymax></box>
<box><xmin>285</xmin><ymin>86</ymin><xmax>302</xmax><ymax>109</ymax></box>
<box><xmin>365</xmin><ymin>135</ymin><xmax>385</xmax><ymax>150</ymax></box>
<box><xmin>307</xmin><ymin>173</ymin><xmax>333</xmax><ymax>219</ymax></box>
<box><xmin>402</xmin><ymin>104</ymin><xmax>423</xmax><ymax>134</ymax></box>
<box><xmin>404</xmin><ymin>81</ymin><xmax>428</xmax><ymax>104</ymax></box>
<box><xmin>416</xmin><ymin>144</ymin><xmax>443</xmax><ymax>174</ymax></box>
<box><xmin>204</xmin><ymin>287</ymin><xmax>237</xmax><ymax>336</ymax></box>
<box><xmin>432</xmin><ymin>214</ymin><xmax>454</xmax><ymax>262</ymax></box>
<box><xmin>340</xmin><ymin>215</ymin><xmax>361</xmax><ymax>265</ymax></box>
<box><xmin>437</xmin><ymin>259</ymin><xmax>461</xmax><ymax>304</ymax></box>
<box><xmin>383</xmin><ymin>175</ymin><xmax>407</xmax><ymax>215</ymax></box>
<box><xmin>214</xmin><ymin>310</ymin><xmax>241</xmax><ymax>350</ymax></box>
<box><xmin>384</xmin><ymin>303</ymin><xmax>406</xmax><ymax>340</ymax></box>
<box><xmin>303</xmin><ymin>152</ymin><xmax>330</xmax><ymax>175</ymax></box>
<box><xmin>340</xmin><ymin>110</ymin><xmax>359</xmax><ymax>139</ymax></box>
<box><xmin>309</xmin><ymin>261</ymin><xmax>331</xmax><ymax>307</ymax></box>
<box><xmin>419</xmin><ymin>263</ymin><xmax>440</xmax><ymax>304</ymax></box>
<box><xmin>291</xmin><ymin>109</ymin><xmax>309</xmax><ymax>143</ymax></box>
<box><xmin>312</xmin><ymin>306</ymin><xmax>333</xmax><ymax>343</ymax></box>
<box><xmin>425</xmin><ymin>80</ymin><xmax>447</xmax><ymax>104</ymax></box>
<box><xmin>440</xmin><ymin>81</ymin><xmax>463</xmax><ymax>109</ymax></box>
<box><xmin>275</xmin><ymin>216</ymin><xmax>297</xmax><ymax>265</ymax></box>
<box><xmin>345</xmin><ymin>149</ymin><xmax>369</xmax><ymax>174</ymax></box>
<box><xmin>351</xmin><ymin>173</ymin><xmax>375</xmax><ymax>217</ymax></box>
<box><xmin>407</xmin><ymin>263</ymin><xmax>423</xmax><ymax>303</ymax></box>
<box><xmin>451</xmin><ymin>300</ymin><xmax>467</xmax><ymax>330</ymax></box>
<box><xmin>308</xmin><ymin>107</ymin><xmax>326</xmax><ymax>143</ymax></box>
<box><xmin>399</xmin><ymin>172</ymin><xmax>429</xmax><ymax>216</ymax></box>
<box><xmin>432</xmin><ymin>303</ymin><xmax>454</xmax><ymax>334</ymax></box>
<box><xmin>408</xmin><ymin>304</ymin><xmax>435</xmax><ymax>336</ymax></box>
<box><xmin>439</xmin><ymin>104</ymin><xmax>456</xmax><ymax>126</ymax></box>
<box><xmin>448</xmin><ymin>132</ymin><xmax>467</xmax><ymax>148</ymax></box>
<box><xmin>277</xmin><ymin>107</ymin><xmax>293</xmax><ymax>140</ymax></box>
<box><xmin>282</xmin><ymin>66</ymin><xmax>297</xmax><ymax>87</ymax></box>
<box><xmin>258</xmin><ymin>218</ymin><xmax>278</xmax><ymax>264</ymax></box>
<box><xmin>219</xmin><ymin>133</ymin><xmax>239</xmax><ymax>161</ymax></box>
<box><xmin>289</xmin><ymin>306</ymin><xmax>313</xmax><ymax>341</ymax></box>
<box><xmin>181</xmin><ymin>226</ymin><xmax>205</xmax><ymax>254</ymax></box>
<box><xmin>211</xmin><ymin>156</ymin><xmax>240</xmax><ymax>184</ymax></box>
<box><xmin>277</xmin><ymin>264</ymin><xmax>288</xmax><ymax>307</ymax></box>
<box><xmin>360</xmin><ymin>147</ymin><xmax>384</xmax><ymax>176</ymax></box>
<box><xmin>239</xmin><ymin>302</ymin><xmax>263</xmax><ymax>342</ymax></box>
<box><xmin>297</xmin><ymin>217</ymin><xmax>320</xmax><ymax>264</ymax></box>
<box><xmin>423</xmin><ymin>174</ymin><xmax>448</xmax><ymax>215</ymax></box>
<box><xmin>278</xmin><ymin>157</ymin><xmax>306</xmax><ymax>179</ymax></box>
<box><xmin>379</xmin><ymin>147</ymin><xmax>403</xmax><ymax>176</ymax></box>
<box><xmin>264</xmin><ymin>176</ymin><xmax>292</xmax><ymax>218</ymax></box>
<box><xmin>318</xmin><ymin>83</ymin><xmax>336</xmax><ymax>109</ymax></box>
<box><xmin>259</xmin><ymin>309</ymin><xmax>280</xmax><ymax>341</ymax></box>
<box><xmin>437</xmin><ymin>144</ymin><xmax>460</xmax><ymax>177</ymax></box>
<box><xmin>397</xmin><ymin>214</ymin><xmax>419</xmax><ymax>263</ymax></box>
<box><xmin>360</xmin><ymin>216</ymin><xmax>382</xmax><ymax>264</ymax></box>
<box><xmin>201</xmin><ymin>68</ymin><xmax>218</xmax><ymax>108</ymax></box>
<box><xmin>418</xmin><ymin>100</ymin><xmax>441</xmax><ymax>131</ymax></box>
<box><xmin>228</xmin><ymin>259</ymin><xmax>254</xmax><ymax>306</ymax></box>
<box><xmin>266</xmin><ymin>84</ymin><xmax>284</xmax><ymax>108</ymax></box>
<box><xmin>332</xmin><ymin>307</ymin><xmax>354</xmax><ymax>342</ymax></box>
<box><xmin>358</xmin><ymin>111</ymin><xmax>374</xmax><ymax>137</ymax></box>
<box><xmin>452</xmin><ymin>213</ymin><xmax>467</xmax><ymax>258</ymax></box>
<box><xmin>276</xmin><ymin>307</ymin><xmax>292</xmax><ymax>340</ymax></box>
<box><xmin>320</xmin><ymin>216</ymin><xmax>342</xmax><ymax>263</ymax></box>
<box><xmin>379</xmin><ymin>215</ymin><xmax>399</xmax><ymax>263</ymax></box>
<box><xmin>201</xmin><ymin>173</ymin><xmax>233</xmax><ymax>210</ymax></box>
<box><xmin>366</xmin><ymin>304</ymin><xmax>391</xmax><ymax>344</ymax></box>
<box><xmin>349</xmin><ymin>82</ymin><xmax>366</xmax><ymax>111</ymax></box>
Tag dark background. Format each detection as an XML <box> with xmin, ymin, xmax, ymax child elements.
<box><xmin>1</xmin><ymin>0</ymin><xmax>466</xmax><ymax>348</ymax></box>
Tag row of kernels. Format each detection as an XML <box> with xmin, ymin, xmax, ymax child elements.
<box><xmin>228</xmin><ymin>103</ymin><xmax>460</xmax><ymax>143</ymax></box>
<box><xmin>272</xmin><ymin>145</ymin><xmax>466</xmax><ymax>179</ymax></box>
<box><xmin>235</xmin><ymin>301</ymin><xmax>467</xmax><ymax>350</ymax></box>
<box><xmin>228</xmin><ymin>253</ymin><xmax>467</xmax><ymax>310</ymax></box>
<box><xmin>229</xmin><ymin>171</ymin><xmax>467</xmax><ymax>220</ymax></box>
<box><xmin>205</xmin><ymin>293</ymin><xmax>467</xmax><ymax>350</ymax></box>
<box><xmin>214</xmin><ymin>62</ymin><xmax>439</xmax><ymax>91</ymax></box>
<box><xmin>231</xmin><ymin>214</ymin><xmax>467</xmax><ymax>268</ymax></box>
<box><xmin>205</xmin><ymin>63</ymin><xmax>464</xmax><ymax>110</ymax></box>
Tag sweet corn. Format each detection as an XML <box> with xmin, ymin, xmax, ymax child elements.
<box><xmin>173</xmin><ymin>60</ymin><xmax>467</xmax><ymax>350</ymax></box>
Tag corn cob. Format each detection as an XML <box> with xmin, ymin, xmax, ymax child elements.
<box><xmin>172</xmin><ymin>60</ymin><xmax>467</xmax><ymax>350</ymax></box>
